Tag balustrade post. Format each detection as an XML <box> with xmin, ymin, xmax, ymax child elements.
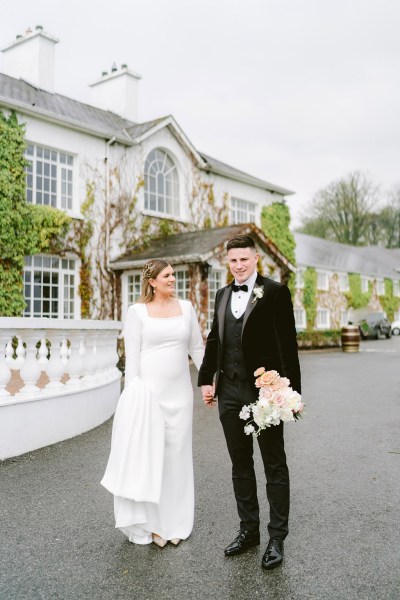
<box><xmin>45</xmin><ymin>332</ymin><xmax>67</xmax><ymax>391</ymax></box>
<box><xmin>0</xmin><ymin>330</ymin><xmax>13</xmax><ymax>399</ymax></box>
<box><xmin>81</xmin><ymin>332</ymin><xmax>97</xmax><ymax>384</ymax></box>
<box><xmin>17</xmin><ymin>330</ymin><xmax>43</xmax><ymax>396</ymax></box>
<box><xmin>65</xmin><ymin>331</ymin><xmax>84</xmax><ymax>387</ymax></box>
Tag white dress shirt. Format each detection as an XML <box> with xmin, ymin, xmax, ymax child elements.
<box><xmin>230</xmin><ymin>271</ymin><xmax>258</xmax><ymax>319</ymax></box>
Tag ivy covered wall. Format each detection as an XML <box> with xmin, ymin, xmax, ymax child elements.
<box><xmin>0</xmin><ymin>111</ymin><xmax>70</xmax><ymax>316</ymax></box>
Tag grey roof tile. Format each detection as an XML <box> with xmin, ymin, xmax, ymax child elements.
<box><xmin>200</xmin><ymin>153</ymin><xmax>294</xmax><ymax>195</ymax></box>
<box><xmin>0</xmin><ymin>73</ymin><xmax>133</xmax><ymax>139</ymax></box>
<box><xmin>294</xmin><ymin>233</ymin><xmax>400</xmax><ymax>279</ymax></box>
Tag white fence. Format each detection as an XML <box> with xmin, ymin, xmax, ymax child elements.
<box><xmin>0</xmin><ymin>317</ymin><xmax>122</xmax><ymax>459</ymax></box>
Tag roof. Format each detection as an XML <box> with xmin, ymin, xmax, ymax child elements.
<box><xmin>110</xmin><ymin>223</ymin><xmax>295</xmax><ymax>272</ymax></box>
<box><xmin>0</xmin><ymin>72</ymin><xmax>293</xmax><ymax>194</ymax></box>
<box><xmin>294</xmin><ymin>232</ymin><xmax>400</xmax><ymax>279</ymax></box>
<box><xmin>0</xmin><ymin>73</ymin><xmax>133</xmax><ymax>142</ymax></box>
<box><xmin>200</xmin><ymin>153</ymin><xmax>294</xmax><ymax>196</ymax></box>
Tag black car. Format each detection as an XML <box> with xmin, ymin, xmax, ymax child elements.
<box><xmin>350</xmin><ymin>311</ymin><xmax>392</xmax><ymax>339</ymax></box>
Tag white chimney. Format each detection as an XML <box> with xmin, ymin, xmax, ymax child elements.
<box><xmin>89</xmin><ymin>64</ymin><xmax>141</xmax><ymax>122</ymax></box>
<box><xmin>1</xmin><ymin>26</ymin><xmax>59</xmax><ymax>93</ymax></box>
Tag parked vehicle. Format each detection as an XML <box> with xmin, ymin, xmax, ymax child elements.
<box><xmin>391</xmin><ymin>320</ymin><xmax>400</xmax><ymax>336</ymax></box>
<box><xmin>349</xmin><ymin>311</ymin><xmax>392</xmax><ymax>339</ymax></box>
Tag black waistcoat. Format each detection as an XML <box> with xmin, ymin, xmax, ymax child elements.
<box><xmin>221</xmin><ymin>306</ymin><xmax>247</xmax><ymax>380</ymax></box>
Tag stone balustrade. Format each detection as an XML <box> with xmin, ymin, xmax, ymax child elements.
<box><xmin>0</xmin><ymin>317</ymin><xmax>122</xmax><ymax>459</ymax></box>
<box><xmin>0</xmin><ymin>317</ymin><xmax>122</xmax><ymax>400</ymax></box>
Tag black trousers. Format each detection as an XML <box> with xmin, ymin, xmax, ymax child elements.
<box><xmin>218</xmin><ymin>373</ymin><xmax>290</xmax><ymax>540</ymax></box>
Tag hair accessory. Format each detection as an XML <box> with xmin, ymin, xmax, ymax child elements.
<box><xmin>141</xmin><ymin>261</ymin><xmax>155</xmax><ymax>280</ymax></box>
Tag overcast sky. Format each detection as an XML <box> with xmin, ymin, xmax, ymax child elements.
<box><xmin>2</xmin><ymin>0</ymin><xmax>400</xmax><ymax>226</ymax></box>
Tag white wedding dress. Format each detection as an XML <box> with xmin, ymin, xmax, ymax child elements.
<box><xmin>101</xmin><ymin>299</ymin><xmax>204</xmax><ymax>544</ymax></box>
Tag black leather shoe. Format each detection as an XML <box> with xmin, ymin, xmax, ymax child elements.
<box><xmin>224</xmin><ymin>529</ymin><xmax>260</xmax><ymax>556</ymax></box>
<box><xmin>262</xmin><ymin>537</ymin><xmax>284</xmax><ymax>569</ymax></box>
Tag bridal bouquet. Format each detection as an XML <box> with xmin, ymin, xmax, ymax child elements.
<box><xmin>239</xmin><ymin>368</ymin><xmax>304</xmax><ymax>436</ymax></box>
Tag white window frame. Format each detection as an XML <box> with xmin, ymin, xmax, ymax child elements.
<box><xmin>24</xmin><ymin>255</ymin><xmax>78</xmax><ymax>319</ymax></box>
<box><xmin>174</xmin><ymin>268</ymin><xmax>190</xmax><ymax>300</ymax></box>
<box><xmin>394</xmin><ymin>310</ymin><xmax>400</xmax><ymax>321</ymax></box>
<box><xmin>393</xmin><ymin>280</ymin><xmax>400</xmax><ymax>297</ymax></box>
<box><xmin>294</xmin><ymin>309</ymin><xmax>306</xmax><ymax>331</ymax></box>
<box><xmin>316</xmin><ymin>308</ymin><xmax>330</xmax><ymax>330</ymax></box>
<box><xmin>127</xmin><ymin>272</ymin><xmax>142</xmax><ymax>308</ymax></box>
<box><xmin>296</xmin><ymin>269</ymin><xmax>305</xmax><ymax>289</ymax></box>
<box><xmin>340</xmin><ymin>310</ymin><xmax>349</xmax><ymax>327</ymax></box>
<box><xmin>207</xmin><ymin>269</ymin><xmax>225</xmax><ymax>331</ymax></box>
<box><xmin>25</xmin><ymin>143</ymin><xmax>74</xmax><ymax>212</ymax></box>
<box><xmin>144</xmin><ymin>148</ymin><xmax>180</xmax><ymax>218</ymax></box>
<box><xmin>230</xmin><ymin>197</ymin><xmax>257</xmax><ymax>225</ymax></box>
<box><xmin>338</xmin><ymin>273</ymin><xmax>349</xmax><ymax>292</ymax></box>
<box><xmin>361</xmin><ymin>276</ymin><xmax>369</xmax><ymax>293</ymax></box>
<box><xmin>317</xmin><ymin>270</ymin><xmax>329</xmax><ymax>291</ymax></box>
<box><xmin>376</xmin><ymin>279</ymin><xmax>385</xmax><ymax>295</ymax></box>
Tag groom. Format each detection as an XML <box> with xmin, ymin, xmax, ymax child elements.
<box><xmin>198</xmin><ymin>233</ymin><xmax>301</xmax><ymax>569</ymax></box>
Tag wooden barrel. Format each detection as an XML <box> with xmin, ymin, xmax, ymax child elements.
<box><xmin>341</xmin><ymin>325</ymin><xmax>360</xmax><ymax>352</ymax></box>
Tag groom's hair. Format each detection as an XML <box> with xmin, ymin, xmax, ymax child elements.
<box><xmin>227</xmin><ymin>233</ymin><xmax>256</xmax><ymax>251</ymax></box>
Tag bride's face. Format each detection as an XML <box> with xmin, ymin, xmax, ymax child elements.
<box><xmin>151</xmin><ymin>265</ymin><xmax>175</xmax><ymax>296</ymax></box>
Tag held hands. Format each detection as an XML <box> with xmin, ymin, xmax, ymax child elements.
<box><xmin>201</xmin><ymin>385</ymin><xmax>216</xmax><ymax>408</ymax></box>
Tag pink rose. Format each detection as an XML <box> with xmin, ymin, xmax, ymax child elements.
<box><xmin>271</xmin><ymin>377</ymin><xmax>290</xmax><ymax>391</ymax></box>
<box><xmin>256</xmin><ymin>370</ymin><xmax>280</xmax><ymax>388</ymax></box>
<box><xmin>254</xmin><ymin>367</ymin><xmax>266</xmax><ymax>377</ymax></box>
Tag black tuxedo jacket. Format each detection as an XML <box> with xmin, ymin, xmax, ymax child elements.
<box><xmin>198</xmin><ymin>273</ymin><xmax>301</xmax><ymax>397</ymax></box>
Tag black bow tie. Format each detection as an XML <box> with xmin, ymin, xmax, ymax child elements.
<box><xmin>232</xmin><ymin>284</ymin><xmax>248</xmax><ymax>292</ymax></box>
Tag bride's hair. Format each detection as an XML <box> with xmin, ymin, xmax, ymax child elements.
<box><xmin>139</xmin><ymin>259</ymin><xmax>171</xmax><ymax>303</ymax></box>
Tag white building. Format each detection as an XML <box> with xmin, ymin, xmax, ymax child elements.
<box><xmin>0</xmin><ymin>26</ymin><xmax>294</xmax><ymax>324</ymax></box>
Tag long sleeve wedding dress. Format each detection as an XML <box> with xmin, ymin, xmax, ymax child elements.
<box><xmin>101</xmin><ymin>299</ymin><xmax>204</xmax><ymax>544</ymax></box>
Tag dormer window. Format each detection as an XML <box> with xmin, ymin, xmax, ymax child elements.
<box><xmin>144</xmin><ymin>149</ymin><xmax>180</xmax><ymax>217</ymax></box>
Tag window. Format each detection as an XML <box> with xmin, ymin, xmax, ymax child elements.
<box><xmin>174</xmin><ymin>269</ymin><xmax>190</xmax><ymax>300</ymax></box>
<box><xmin>230</xmin><ymin>197</ymin><xmax>257</xmax><ymax>224</ymax></box>
<box><xmin>25</xmin><ymin>144</ymin><xmax>74</xmax><ymax>210</ymax></box>
<box><xmin>24</xmin><ymin>255</ymin><xmax>76</xmax><ymax>318</ymax></box>
<box><xmin>317</xmin><ymin>271</ymin><xmax>329</xmax><ymax>291</ymax></box>
<box><xmin>376</xmin><ymin>279</ymin><xmax>385</xmax><ymax>295</ymax></box>
<box><xmin>296</xmin><ymin>269</ymin><xmax>304</xmax><ymax>289</ymax></box>
<box><xmin>316</xmin><ymin>308</ymin><xmax>330</xmax><ymax>329</ymax></box>
<box><xmin>294</xmin><ymin>309</ymin><xmax>306</xmax><ymax>330</ymax></box>
<box><xmin>340</xmin><ymin>310</ymin><xmax>349</xmax><ymax>327</ymax></box>
<box><xmin>144</xmin><ymin>149</ymin><xmax>179</xmax><ymax>216</ymax></box>
<box><xmin>127</xmin><ymin>273</ymin><xmax>141</xmax><ymax>306</ymax></box>
<box><xmin>361</xmin><ymin>276</ymin><xmax>369</xmax><ymax>293</ymax></box>
<box><xmin>393</xmin><ymin>280</ymin><xmax>400</xmax><ymax>297</ymax></box>
<box><xmin>338</xmin><ymin>273</ymin><xmax>349</xmax><ymax>292</ymax></box>
<box><xmin>207</xmin><ymin>269</ymin><xmax>224</xmax><ymax>330</ymax></box>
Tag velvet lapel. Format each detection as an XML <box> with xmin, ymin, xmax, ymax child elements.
<box><xmin>242</xmin><ymin>273</ymin><xmax>264</xmax><ymax>339</ymax></box>
<box><xmin>217</xmin><ymin>285</ymin><xmax>232</xmax><ymax>343</ymax></box>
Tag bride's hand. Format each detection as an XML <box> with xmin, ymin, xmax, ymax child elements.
<box><xmin>201</xmin><ymin>385</ymin><xmax>216</xmax><ymax>407</ymax></box>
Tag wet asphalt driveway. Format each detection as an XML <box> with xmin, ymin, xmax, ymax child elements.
<box><xmin>1</xmin><ymin>336</ymin><xmax>400</xmax><ymax>600</ymax></box>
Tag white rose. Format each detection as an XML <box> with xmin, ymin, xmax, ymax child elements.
<box><xmin>244</xmin><ymin>424</ymin><xmax>255</xmax><ymax>435</ymax></box>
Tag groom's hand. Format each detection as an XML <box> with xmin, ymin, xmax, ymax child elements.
<box><xmin>201</xmin><ymin>385</ymin><xmax>216</xmax><ymax>407</ymax></box>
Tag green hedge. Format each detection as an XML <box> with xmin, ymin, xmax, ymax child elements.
<box><xmin>297</xmin><ymin>329</ymin><xmax>342</xmax><ymax>349</ymax></box>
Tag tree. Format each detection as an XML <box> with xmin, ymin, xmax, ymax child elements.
<box><xmin>376</xmin><ymin>186</ymin><xmax>400</xmax><ymax>248</ymax></box>
<box><xmin>298</xmin><ymin>171</ymin><xmax>380</xmax><ymax>245</ymax></box>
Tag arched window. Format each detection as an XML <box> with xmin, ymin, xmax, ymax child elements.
<box><xmin>144</xmin><ymin>149</ymin><xmax>180</xmax><ymax>216</ymax></box>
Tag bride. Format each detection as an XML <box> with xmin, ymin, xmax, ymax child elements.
<box><xmin>101</xmin><ymin>259</ymin><xmax>204</xmax><ymax>547</ymax></box>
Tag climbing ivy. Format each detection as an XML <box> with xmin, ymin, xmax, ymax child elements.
<box><xmin>345</xmin><ymin>273</ymin><xmax>371</xmax><ymax>309</ymax></box>
<box><xmin>303</xmin><ymin>267</ymin><xmax>317</xmax><ymax>330</ymax></box>
<box><xmin>379</xmin><ymin>278</ymin><xmax>400</xmax><ymax>321</ymax></box>
<box><xmin>0</xmin><ymin>110</ymin><xmax>70</xmax><ymax>316</ymax></box>
<box><xmin>261</xmin><ymin>201</ymin><xmax>296</xmax><ymax>294</ymax></box>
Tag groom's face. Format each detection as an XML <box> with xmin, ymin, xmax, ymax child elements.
<box><xmin>227</xmin><ymin>246</ymin><xmax>259</xmax><ymax>284</ymax></box>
